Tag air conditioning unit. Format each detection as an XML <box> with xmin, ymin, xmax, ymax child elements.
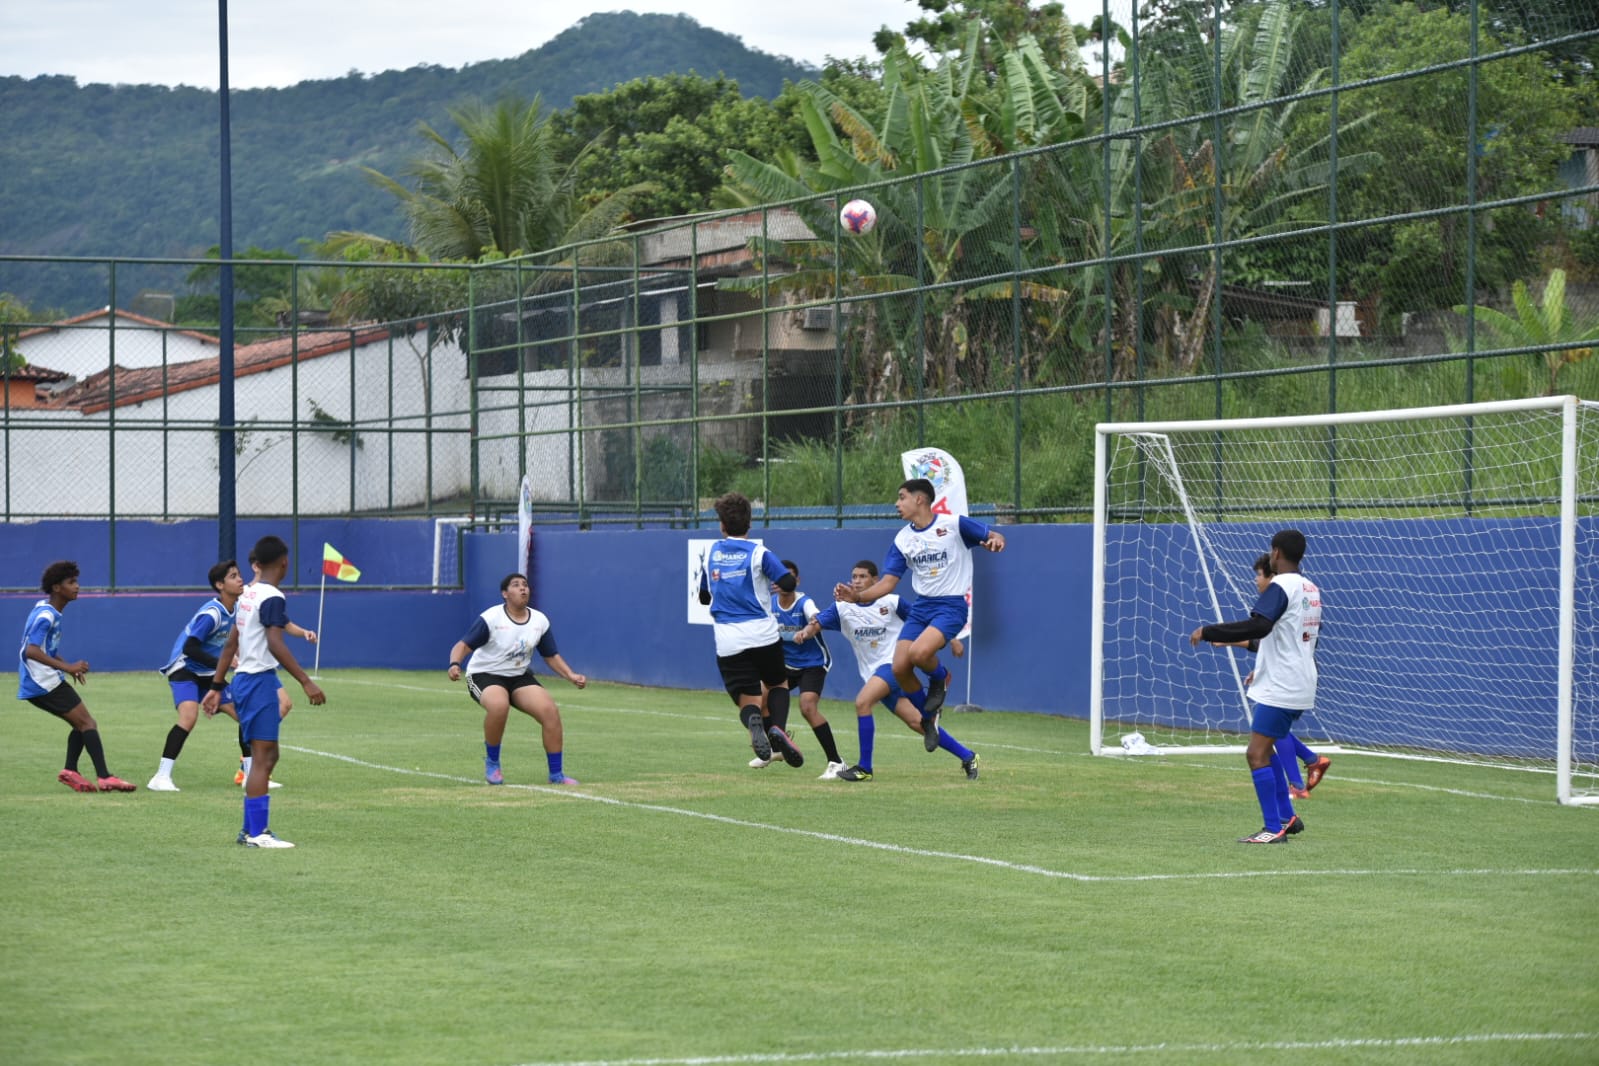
<box><xmin>801</xmin><ymin>307</ymin><xmax>835</xmax><ymax>331</ymax></box>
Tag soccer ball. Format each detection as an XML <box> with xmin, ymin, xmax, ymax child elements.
<box><xmin>839</xmin><ymin>199</ymin><xmax>877</xmax><ymax>235</ymax></box>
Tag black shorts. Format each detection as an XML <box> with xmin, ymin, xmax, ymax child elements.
<box><xmin>467</xmin><ymin>672</ymin><xmax>542</xmax><ymax>706</ymax></box>
<box><xmin>717</xmin><ymin>641</ymin><xmax>788</xmax><ymax>701</ymax></box>
<box><xmin>785</xmin><ymin>665</ymin><xmax>828</xmax><ymax>695</ymax></box>
<box><xmin>27</xmin><ymin>684</ymin><xmax>82</xmax><ymax>717</ymax></box>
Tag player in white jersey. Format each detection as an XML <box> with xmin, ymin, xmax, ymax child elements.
<box><xmin>16</xmin><ymin>560</ymin><xmax>136</xmax><ymax>792</ymax></box>
<box><xmin>833</xmin><ymin>478</ymin><xmax>1004</xmax><ymax>755</ymax></box>
<box><xmin>697</xmin><ymin>492</ymin><xmax>804</xmax><ymax>768</ymax></box>
<box><xmin>447</xmin><ymin>572</ymin><xmax>587</xmax><ymax>786</ymax></box>
<box><xmin>202</xmin><ymin>536</ymin><xmax>325</xmax><ymax>848</ymax></box>
<box><xmin>1192</xmin><ymin>530</ymin><xmax>1323</xmax><ymax>844</ymax></box>
<box><xmin>797</xmin><ymin>560</ymin><xmax>975</xmax><ymax>782</ymax></box>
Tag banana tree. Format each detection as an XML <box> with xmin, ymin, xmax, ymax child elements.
<box><xmin>1455</xmin><ymin>269</ymin><xmax>1599</xmax><ymax>394</ymax></box>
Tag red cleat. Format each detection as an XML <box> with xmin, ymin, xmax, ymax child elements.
<box><xmin>58</xmin><ymin>769</ymin><xmax>97</xmax><ymax>793</ymax></box>
<box><xmin>1305</xmin><ymin>756</ymin><xmax>1332</xmax><ymax>791</ymax></box>
<box><xmin>1289</xmin><ymin>785</ymin><xmax>1310</xmax><ymax>799</ymax></box>
<box><xmin>96</xmin><ymin>776</ymin><xmax>137</xmax><ymax>792</ymax></box>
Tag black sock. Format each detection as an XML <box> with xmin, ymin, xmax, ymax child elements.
<box><xmin>740</xmin><ymin>705</ymin><xmax>762</xmax><ymax>731</ymax></box>
<box><xmin>766</xmin><ymin>687</ymin><xmax>791</xmax><ymax>733</ymax></box>
<box><xmin>80</xmin><ymin>728</ymin><xmax>111</xmax><ymax>779</ymax></box>
<box><xmin>238</xmin><ymin>731</ymin><xmax>250</xmax><ymax>759</ymax></box>
<box><xmin>65</xmin><ymin>728</ymin><xmax>85</xmax><ymax>772</ymax></box>
<box><xmin>162</xmin><ymin>724</ymin><xmax>192</xmax><ymax>761</ymax></box>
<box><xmin>811</xmin><ymin>721</ymin><xmax>842</xmax><ymax>764</ymax></box>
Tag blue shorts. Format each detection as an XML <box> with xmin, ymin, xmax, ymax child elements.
<box><xmin>168</xmin><ymin>670</ymin><xmax>232</xmax><ymax>709</ymax></box>
<box><xmin>233</xmin><ymin>672</ymin><xmax>285</xmax><ymax>743</ymax></box>
<box><xmin>1251</xmin><ymin>702</ymin><xmax>1306</xmax><ymax>740</ymax></box>
<box><xmin>900</xmin><ymin>596</ymin><xmax>968</xmax><ymax>645</ymax></box>
<box><xmin>870</xmin><ymin>663</ymin><xmax>908</xmax><ymax>713</ymax></box>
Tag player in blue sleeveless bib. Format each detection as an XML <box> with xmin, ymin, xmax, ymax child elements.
<box><xmin>768</xmin><ymin>560</ymin><xmax>846</xmax><ymax>777</ymax></box>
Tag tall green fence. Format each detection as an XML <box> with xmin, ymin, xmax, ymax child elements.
<box><xmin>3</xmin><ymin>0</ymin><xmax>1596</xmax><ymax>536</ymax></box>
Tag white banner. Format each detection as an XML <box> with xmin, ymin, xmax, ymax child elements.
<box><xmin>517</xmin><ymin>474</ymin><xmax>534</xmax><ymax>578</ymax></box>
<box><xmin>901</xmin><ymin>447</ymin><xmax>973</xmax><ymax>639</ymax></box>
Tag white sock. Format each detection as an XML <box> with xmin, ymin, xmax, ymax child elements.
<box><xmin>242</xmin><ymin>756</ymin><xmax>254</xmax><ymax>775</ymax></box>
<box><xmin>157</xmin><ymin>757</ymin><xmax>175</xmax><ymax>778</ymax></box>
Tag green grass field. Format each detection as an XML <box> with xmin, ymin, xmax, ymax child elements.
<box><xmin>2</xmin><ymin>670</ymin><xmax>1595</xmax><ymax>1066</ymax></box>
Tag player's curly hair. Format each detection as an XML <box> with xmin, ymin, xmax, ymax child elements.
<box><xmin>40</xmin><ymin>560</ymin><xmax>79</xmax><ymax>592</ymax></box>
<box><xmin>714</xmin><ymin>492</ymin><xmax>752</xmax><ymax>537</ymax></box>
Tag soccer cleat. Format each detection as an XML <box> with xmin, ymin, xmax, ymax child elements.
<box><xmin>961</xmin><ymin>752</ymin><xmax>981</xmax><ymax>781</ymax></box>
<box><xmin>1238</xmin><ymin>826</ymin><xmax>1289</xmax><ymax>844</ymax></box>
<box><xmin>484</xmin><ymin>759</ymin><xmax>504</xmax><ymax>785</ymax></box>
<box><xmin>768</xmin><ymin>726</ymin><xmax>804</xmax><ymax>768</ymax></box>
<box><xmin>267</xmin><ymin>779</ymin><xmax>283</xmax><ymax>790</ymax></box>
<box><xmin>924</xmin><ymin>672</ymin><xmax>947</xmax><ymax>718</ymax></box>
<box><xmin>58</xmin><ymin>769</ymin><xmax>97</xmax><ymax>793</ymax></box>
<box><xmin>836</xmin><ymin>764</ymin><xmax>873</xmax><ymax>782</ymax></box>
<box><xmin>96</xmin><ymin>776</ymin><xmax>137</xmax><ymax>792</ymax></box>
<box><xmin>748</xmin><ymin>755</ymin><xmax>776</xmax><ymax>768</ymax></box>
<box><xmin>1284</xmin><ymin>813</ymin><xmax>1305</xmax><ymax>836</ymax></box>
<box><xmin>236</xmin><ymin>830</ymin><xmax>248</xmax><ymax>845</ymax></box>
<box><xmin>921</xmin><ymin>708</ymin><xmax>942</xmax><ymax>752</ymax></box>
<box><xmin>748</xmin><ymin>719</ymin><xmax>773</xmax><ymax>761</ymax></box>
<box><xmin>234</xmin><ymin>769</ymin><xmax>246</xmax><ymax>785</ymax></box>
<box><xmin>1305</xmin><ymin>756</ymin><xmax>1332</xmax><ymax>791</ymax></box>
<box><xmin>818</xmin><ymin>761</ymin><xmax>847</xmax><ymax>781</ymax></box>
<box><xmin>549</xmin><ymin>775</ymin><xmax>579</xmax><ymax>786</ymax></box>
<box><xmin>1289</xmin><ymin>785</ymin><xmax>1310</xmax><ymax>800</ymax></box>
<box><xmin>146</xmin><ymin>775</ymin><xmax>180</xmax><ymax>792</ymax></box>
<box><xmin>242</xmin><ymin>831</ymin><xmax>295</xmax><ymax>849</ymax></box>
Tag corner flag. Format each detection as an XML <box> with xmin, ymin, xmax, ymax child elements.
<box><xmin>322</xmin><ymin>543</ymin><xmax>361</xmax><ymax>582</ymax></box>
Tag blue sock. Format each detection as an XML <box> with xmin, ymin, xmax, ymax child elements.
<box><xmin>1276</xmin><ymin>740</ymin><xmax>1306</xmax><ymax>789</ymax></box>
<box><xmin>244</xmin><ymin>794</ymin><xmax>270</xmax><ymax>837</ymax></box>
<box><xmin>937</xmin><ymin>729</ymin><xmax>973</xmax><ymax>761</ymax></box>
<box><xmin>907</xmin><ymin>687</ymin><xmax>927</xmax><ymax>713</ymax></box>
<box><xmin>928</xmin><ymin>662</ymin><xmax>949</xmax><ymax>684</ymax></box>
<box><xmin>1251</xmin><ymin>767</ymin><xmax>1282</xmax><ymax>832</ymax></box>
<box><xmin>857</xmin><ymin>714</ymin><xmax>876</xmax><ymax>771</ymax></box>
<box><xmin>547</xmin><ymin>752</ymin><xmax>563</xmax><ymax>781</ymax></box>
<box><xmin>485</xmin><ymin>743</ymin><xmax>501</xmax><ymax>763</ymax></box>
<box><xmin>1271</xmin><ymin>751</ymin><xmax>1297</xmax><ymax>822</ymax></box>
<box><xmin>1288</xmin><ymin>733</ymin><xmax>1318</xmax><ymax>765</ymax></box>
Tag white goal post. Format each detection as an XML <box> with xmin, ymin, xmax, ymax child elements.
<box><xmin>1090</xmin><ymin>395</ymin><xmax>1598</xmax><ymax>806</ymax></box>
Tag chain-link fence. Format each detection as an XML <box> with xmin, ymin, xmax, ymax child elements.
<box><xmin>3</xmin><ymin>0</ymin><xmax>1596</xmax><ymax>560</ymax></box>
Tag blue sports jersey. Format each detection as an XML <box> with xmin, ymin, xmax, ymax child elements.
<box><xmin>161</xmin><ymin>596</ymin><xmax>234</xmax><ymax>677</ymax></box>
<box><xmin>883</xmin><ymin>513</ymin><xmax>992</xmax><ymax>601</ymax></box>
<box><xmin>699</xmin><ymin>537</ymin><xmax>786</xmax><ymax>655</ymax></box>
<box><xmin>772</xmin><ymin>591</ymin><xmax>829</xmax><ymax>671</ymax></box>
<box><xmin>17</xmin><ymin>600</ymin><xmax>65</xmax><ymax>699</ymax></box>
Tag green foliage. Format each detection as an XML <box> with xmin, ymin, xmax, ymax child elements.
<box><xmin>1454</xmin><ymin>268</ymin><xmax>1599</xmax><ymax>394</ymax></box>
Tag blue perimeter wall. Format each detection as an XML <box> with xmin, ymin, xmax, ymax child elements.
<box><xmin>0</xmin><ymin>519</ymin><xmax>1088</xmax><ymax>715</ymax></box>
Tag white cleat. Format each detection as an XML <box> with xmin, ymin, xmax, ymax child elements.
<box><xmin>146</xmin><ymin>776</ymin><xmax>180</xmax><ymax>792</ymax></box>
<box><xmin>748</xmin><ymin>756</ymin><xmax>776</xmax><ymax>768</ymax></box>
<box><xmin>818</xmin><ymin>761</ymin><xmax>847</xmax><ymax>781</ymax></box>
<box><xmin>242</xmin><ymin>778</ymin><xmax>285</xmax><ymax>789</ymax></box>
<box><xmin>242</xmin><ymin>831</ymin><xmax>295</xmax><ymax>848</ymax></box>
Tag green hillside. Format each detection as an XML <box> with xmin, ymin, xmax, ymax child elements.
<box><xmin>0</xmin><ymin>11</ymin><xmax>816</xmax><ymax>310</ymax></box>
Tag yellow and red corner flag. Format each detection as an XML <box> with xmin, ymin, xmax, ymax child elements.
<box><xmin>322</xmin><ymin>543</ymin><xmax>361</xmax><ymax>582</ymax></box>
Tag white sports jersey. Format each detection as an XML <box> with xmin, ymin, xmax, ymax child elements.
<box><xmin>1248</xmin><ymin>573</ymin><xmax>1322</xmax><ymax>710</ymax></box>
<box><xmin>463</xmin><ymin>605</ymin><xmax>556</xmax><ymax>676</ymax></box>
<box><xmin>884</xmin><ymin>514</ymin><xmax>990</xmax><ymax>600</ymax></box>
<box><xmin>817</xmin><ymin>594</ymin><xmax>908</xmax><ymax>682</ymax></box>
<box><xmin>234</xmin><ymin>581</ymin><xmax>290</xmax><ymax>675</ymax></box>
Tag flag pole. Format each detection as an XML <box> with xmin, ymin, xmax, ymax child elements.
<box><xmin>313</xmin><ymin>568</ymin><xmax>326</xmax><ymax>678</ymax></box>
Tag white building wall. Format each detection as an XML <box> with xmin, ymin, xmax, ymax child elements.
<box><xmin>15</xmin><ymin>321</ymin><xmax>217</xmax><ymax>380</ymax></box>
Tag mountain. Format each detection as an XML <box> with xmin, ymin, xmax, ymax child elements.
<box><xmin>0</xmin><ymin>11</ymin><xmax>817</xmax><ymax>312</ymax></box>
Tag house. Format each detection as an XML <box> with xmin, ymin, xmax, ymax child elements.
<box><xmin>1557</xmin><ymin>127</ymin><xmax>1599</xmax><ymax>228</ymax></box>
<box><xmin>1</xmin><ymin>362</ymin><xmax>71</xmax><ymax>409</ymax></box>
<box><xmin>12</xmin><ymin>307</ymin><xmax>220</xmax><ymax>384</ymax></box>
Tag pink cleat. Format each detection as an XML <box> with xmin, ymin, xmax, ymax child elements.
<box><xmin>549</xmin><ymin>775</ymin><xmax>579</xmax><ymax>786</ymax></box>
<box><xmin>58</xmin><ymin>769</ymin><xmax>97</xmax><ymax>793</ymax></box>
<box><xmin>96</xmin><ymin>776</ymin><xmax>137</xmax><ymax>792</ymax></box>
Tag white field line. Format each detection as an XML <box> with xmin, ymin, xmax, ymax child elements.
<box><xmin>504</xmin><ymin>1031</ymin><xmax>1599</xmax><ymax>1066</ymax></box>
<box><xmin>321</xmin><ymin>675</ymin><xmax>1584</xmax><ymax>804</ymax></box>
<box><xmin>285</xmin><ymin>745</ymin><xmax>1597</xmax><ymax>886</ymax></box>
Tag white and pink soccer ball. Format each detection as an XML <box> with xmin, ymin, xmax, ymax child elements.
<box><xmin>839</xmin><ymin>199</ymin><xmax>877</xmax><ymax>235</ymax></box>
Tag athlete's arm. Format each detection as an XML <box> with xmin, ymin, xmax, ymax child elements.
<box><xmin>541</xmin><ymin>652</ymin><xmax>587</xmax><ymax>689</ymax></box>
<box><xmin>446</xmin><ymin>617</ymin><xmax>491</xmax><ymax>681</ymax></box>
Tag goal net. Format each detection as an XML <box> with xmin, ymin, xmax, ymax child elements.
<box><xmin>1090</xmin><ymin>396</ymin><xmax>1599</xmax><ymax>806</ymax></box>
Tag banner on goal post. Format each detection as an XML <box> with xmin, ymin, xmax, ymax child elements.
<box><xmin>901</xmin><ymin>447</ymin><xmax>972</xmax><ymax>640</ymax></box>
<box><xmin>517</xmin><ymin>475</ymin><xmax>535</xmax><ymax>585</ymax></box>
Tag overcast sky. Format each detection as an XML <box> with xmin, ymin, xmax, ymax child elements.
<box><xmin>2</xmin><ymin>1</ymin><xmax>1111</xmax><ymax>91</ymax></box>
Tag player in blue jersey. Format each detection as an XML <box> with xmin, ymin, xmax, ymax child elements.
<box><xmin>797</xmin><ymin>560</ymin><xmax>975</xmax><ymax>782</ymax></box>
<box><xmin>1191</xmin><ymin>530</ymin><xmax>1323</xmax><ymax>843</ymax></box>
<box><xmin>447</xmin><ymin>572</ymin><xmax>587</xmax><ymax>786</ymax></box>
<box><xmin>767</xmin><ymin>560</ymin><xmax>847</xmax><ymax>778</ymax></box>
<box><xmin>146</xmin><ymin>559</ymin><xmax>310</xmax><ymax>792</ymax></box>
<box><xmin>833</xmin><ymin>478</ymin><xmax>1004</xmax><ymax>755</ymax></box>
<box><xmin>697</xmin><ymin>492</ymin><xmax>804</xmax><ymax>768</ymax></box>
<box><xmin>202</xmin><ymin>536</ymin><xmax>325</xmax><ymax>848</ymax></box>
<box><xmin>1207</xmin><ymin>554</ymin><xmax>1331</xmax><ymax>800</ymax></box>
<box><xmin>17</xmin><ymin>560</ymin><xmax>136</xmax><ymax>792</ymax></box>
